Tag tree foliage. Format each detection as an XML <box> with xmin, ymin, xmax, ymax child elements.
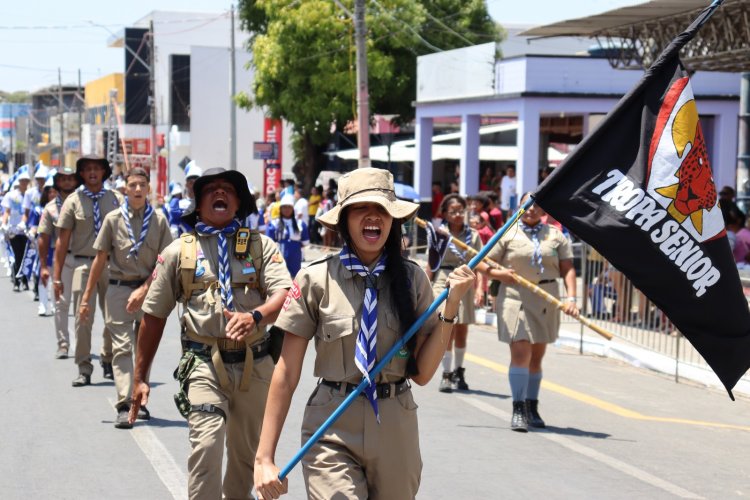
<box><xmin>237</xmin><ymin>0</ymin><xmax>503</xmax><ymax>182</ymax></box>
<box><xmin>0</xmin><ymin>91</ymin><xmax>31</xmax><ymax>103</ymax></box>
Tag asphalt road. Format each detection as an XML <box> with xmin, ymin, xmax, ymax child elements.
<box><xmin>1</xmin><ymin>273</ymin><xmax>749</xmax><ymax>499</ymax></box>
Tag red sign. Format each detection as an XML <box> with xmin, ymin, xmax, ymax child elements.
<box><xmin>157</xmin><ymin>155</ymin><xmax>167</xmax><ymax>198</ymax></box>
<box><xmin>263</xmin><ymin>118</ymin><xmax>283</xmax><ymax>195</ymax></box>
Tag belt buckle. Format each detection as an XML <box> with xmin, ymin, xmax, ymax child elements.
<box><xmin>381</xmin><ymin>384</ymin><xmax>391</xmax><ymax>398</ymax></box>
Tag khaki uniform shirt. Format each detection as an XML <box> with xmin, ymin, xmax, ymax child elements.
<box><xmin>440</xmin><ymin>226</ymin><xmax>482</xmax><ymax>268</ymax></box>
<box><xmin>94</xmin><ymin>205</ymin><xmax>173</xmax><ymax>280</ymax></box>
<box><xmin>37</xmin><ymin>199</ymin><xmax>62</xmax><ymax>240</ymax></box>
<box><xmin>56</xmin><ymin>189</ymin><xmax>123</xmax><ymax>257</ymax></box>
<box><xmin>486</xmin><ymin>223</ymin><xmax>573</xmax><ymax>284</ymax></box>
<box><xmin>143</xmin><ymin>231</ymin><xmax>292</xmax><ymax>340</ymax></box>
<box><xmin>275</xmin><ymin>256</ymin><xmax>437</xmax><ymax>384</ymax></box>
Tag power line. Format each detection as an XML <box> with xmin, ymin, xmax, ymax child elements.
<box><xmin>422</xmin><ymin>11</ymin><xmax>474</xmax><ymax>46</ymax></box>
<box><xmin>370</xmin><ymin>0</ymin><xmax>443</xmax><ymax>53</ymax></box>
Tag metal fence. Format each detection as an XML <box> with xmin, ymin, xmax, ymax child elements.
<box><xmin>570</xmin><ymin>242</ymin><xmax>750</xmax><ymax>385</ymax></box>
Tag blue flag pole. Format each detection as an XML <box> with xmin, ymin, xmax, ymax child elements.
<box><xmin>278</xmin><ymin>197</ymin><xmax>536</xmax><ymax>480</ymax></box>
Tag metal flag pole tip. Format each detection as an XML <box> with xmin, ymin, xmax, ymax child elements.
<box><xmin>278</xmin><ymin>197</ymin><xmax>535</xmax><ymax>480</ymax></box>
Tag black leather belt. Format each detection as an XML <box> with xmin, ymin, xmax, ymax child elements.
<box><xmin>537</xmin><ymin>279</ymin><xmax>556</xmax><ymax>285</ymax></box>
<box><xmin>321</xmin><ymin>378</ymin><xmax>410</xmax><ymax>399</ymax></box>
<box><xmin>73</xmin><ymin>254</ymin><xmax>95</xmax><ymax>260</ymax></box>
<box><xmin>109</xmin><ymin>278</ymin><xmax>146</xmax><ymax>288</ymax></box>
<box><xmin>183</xmin><ymin>339</ymin><xmax>269</xmax><ymax>364</ymax></box>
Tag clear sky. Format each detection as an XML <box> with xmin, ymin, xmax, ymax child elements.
<box><xmin>1</xmin><ymin>0</ymin><xmax>640</xmax><ymax>93</ymax></box>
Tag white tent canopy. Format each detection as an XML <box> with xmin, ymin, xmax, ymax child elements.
<box><xmin>328</xmin><ymin>123</ymin><xmax>568</xmax><ymax>164</ymax></box>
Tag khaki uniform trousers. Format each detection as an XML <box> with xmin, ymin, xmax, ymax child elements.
<box><xmin>186</xmin><ymin>354</ymin><xmax>273</xmax><ymax>500</ymax></box>
<box><xmin>55</xmin><ymin>255</ymin><xmax>75</xmax><ymax>350</ymax></box>
<box><xmin>104</xmin><ymin>284</ymin><xmax>144</xmax><ymax>408</ymax></box>
<box><xmin>70</xmin><ymin>254</ymin><xmax>113</xmax><ymax>375</ymax></box>
<box><xmin>301</xmin><ymin>383</ymin><xmax>422</xmax><ymax>500</ymax></box>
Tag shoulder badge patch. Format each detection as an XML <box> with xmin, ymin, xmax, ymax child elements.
<box><xmin>282</xmin><ymin>279</ymin><xmax>301</xmax><ymax>311</ymax></box>
<box><xmin>271</xmin><ymin>253</ymin><xmax>284</xmax><ymax>264</ymax></box>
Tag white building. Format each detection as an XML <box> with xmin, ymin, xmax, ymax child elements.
<box><xmin>413</xmin><ymin>32</ymin><xmax>740</xmax><ymax>202</ymax></box>
<box><xmin>114</xmin><ymin>10</ymin><xmax>294</xmax><ymax>192</ymax></box>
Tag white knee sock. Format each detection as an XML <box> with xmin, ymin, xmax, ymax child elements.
<box><xmin>454</xmin><ymin>347</ymin><xmax>466</xmax><ymax>369</ymax></box>
<box><xmin>442</xmin><ymin>351</ymin><xmax>453</xmax><ymax>372</ymax></box>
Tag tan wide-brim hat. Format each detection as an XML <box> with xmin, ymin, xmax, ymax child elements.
<box><xmin>317</xmin><ymin>167</ymin><xmax>419</xmax><ymax>231</ymax></box>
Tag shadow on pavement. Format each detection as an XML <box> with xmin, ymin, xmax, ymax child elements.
<box><xmin>538</xmin><ymin>426</ymin><xmax>611</xmax><ymax>439</ymax></box>
<box><xmin>460</xmin><ymin>389</ymin><xmax>510</xmax><ymax>399</ymax></box>
<box><xmin>144</xmin><ymin>416</ymin><xmax>189</xmax><ymax>429</ymax></box>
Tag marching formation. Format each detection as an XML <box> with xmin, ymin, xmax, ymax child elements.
<box><xmin>0</xmin><ymin>159</ymin><xmax>581</xmax><ymax>500</ymax></box>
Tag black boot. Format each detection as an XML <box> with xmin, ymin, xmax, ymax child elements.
<box><xmin>101</xmin><ymin>360</ymin><xmax>114</xmax><ymax>380</ymax></box>
<box><xmin>511</xmin><ymin>401</ymin><xmax>528</xmax><ymax>432</ymax></box>
<box><xmin>452</xmin><ymin>366</ymin><xmax>469</xmax><ymax>391</ymax></box>
<box><xmin>526</xmin><ymin>399</ymin><xmax>546</xmax><ymax>428</ymax></box>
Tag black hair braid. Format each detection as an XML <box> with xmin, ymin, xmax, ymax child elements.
<box><xmin>337</xmin><ymin>210</ymin><xmax>420</xmax><ymax>377</ymax></box>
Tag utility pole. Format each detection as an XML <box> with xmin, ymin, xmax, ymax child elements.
<box><xmin>58</xmin><ymin>68</ymin><xmax>64</xmax><ymax>167</ymax></box>
<box><xmin>26</xmin><ymin>111</ymin><xmax>32</xmax><ymax>166</ymax></box>
<box><xmin>78</xmin><ymin>69</ymin><xmax>83</xmax><ymax>155</ymax></box>
<box><xmin>149</xmin><ymin>20</ymin><xmax>157</xmax><ymax>174</ymax></box>
<box><xmin>9</xmin><ymin>116</ymin><xmax>14</xmax><ymax>174</ymax></box>
<box><xmin>354</xmin><ymin>0</ymin><xmax>370</xmax><ymax>168</ymax></box>
<box><xmin>229</xmin><ymin>4</ymin><xmax>237</xmax><ymax>171</ymax></box>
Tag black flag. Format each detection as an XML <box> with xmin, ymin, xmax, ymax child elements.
<box><xmin>533</xmin><ymin>1</ymin><xmax>750</xmax><ymax>397</ymax></box>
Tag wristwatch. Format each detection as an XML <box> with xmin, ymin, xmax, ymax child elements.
<box><xmin>251</xmin><ymin>310</ymin><xmax>263</xmax><ymax>324</ymax></box>
<box><xmin>438</xmin><ymin>311</ymin><xmax>457</xmax><ymax>324</ymax></box>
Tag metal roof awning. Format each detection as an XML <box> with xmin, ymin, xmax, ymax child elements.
<box><xmin>519</xmin><ymin>0</ymin><xmax>750</xmax><ymax>72</ymax></box>
<box><xmin>520</xmin><ymin>1</ymin><xmax>711</xmax><ymax>38</ymax></box>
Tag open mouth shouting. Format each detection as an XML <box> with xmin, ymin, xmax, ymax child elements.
<box><xmin>212</xmin><ymin>198</ymin><xmax>229</xmax><ymax>213</ymax></box>
<box><xmin>362</xmin><ymin>224</ymin><xmax>382</xmax><ymax>244</ymax></box>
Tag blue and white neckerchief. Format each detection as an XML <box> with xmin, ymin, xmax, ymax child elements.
<box><xmin>444</xmin><ymin>222</ymin><xmax>472</xmax><ymax>263</ymax></box>
<box><xmin>81</xmin><ymin>187</ymin><xmax>108</xmax><ymax>234</ymax></box>
<box><xmin>55</xmin><ymin>196</ymin><xmax>63</xmax><ymax>215</ymax></box>
<box><xmin>195</xmin><ymin>219</ymin><xmax>241</xmax><ymax>311</ymax></box>
<box><xmin>520</xmin><ymin>221</ymin><xmax>544</xmax><ymax>274</ymax></box>
<box><xmin>120</xmin><ymin>199</ymin><xmax>153</xmax><ymax>259</ymax></box>
<box><xmin>340</xmin><ymin>244</ymin><xmax>387</xmax><ymax>423</ymax></box>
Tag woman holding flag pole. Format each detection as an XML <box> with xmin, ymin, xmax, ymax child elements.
<box><xmin>477</xmin><ymin>192</ymin><xmax>579</xmax><ymax>432</ymax></box>
<box><xmin>253</xmin><ymin>168</ymin><xmax>476</xmax><ymax>500</ymax></box>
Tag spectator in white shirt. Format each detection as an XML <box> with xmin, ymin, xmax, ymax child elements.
<box><xmin>500</xmin><ymin>166</ymin><xmax>518</xmax><ymax>219</ymax></box>
<box><xmin>294</xmin><ymin>185</ymin><xmax>309</xmax><ymax>227</ymax></box>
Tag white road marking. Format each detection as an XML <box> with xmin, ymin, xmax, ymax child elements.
<box><xmin>109</xmin><ymin>398</ymin><xmax>188</xmax><ymax>500</ymax></box>
<box><xmin>456</xmin><ymin>395</ymin><xmax>704</xmax><ymax>500</ymax></box>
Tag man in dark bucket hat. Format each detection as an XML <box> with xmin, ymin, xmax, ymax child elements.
<box><xmin>132</xmin><ymin>167</ymin><xmax>292</xmax><ymax>498</ymax></box>
<box><xmin>180</xmin><ymin>168</ymin><xmax>254</xmax><ymax>227</ymax></box>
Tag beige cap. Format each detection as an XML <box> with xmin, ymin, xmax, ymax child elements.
<box><xmin>317</xmin><ymin>167</ymin><xmax>419</xmax><ymax>230</ymax></box>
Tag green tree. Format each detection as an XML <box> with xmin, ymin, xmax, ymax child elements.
<box><xmin>237</xmin><ymin>0</ymin><xmax>502</xmax><ymax>188</ymax></box>
<box><xmin>0</xmin><ymin>91</ymin><xmax>31</xmax><ymax>103</ymax></box>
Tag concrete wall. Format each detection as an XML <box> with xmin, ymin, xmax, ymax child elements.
<box><xmin>189</xmin><ymin>46</ymin><xmax>294</xmax><ymax>193</ymax></box>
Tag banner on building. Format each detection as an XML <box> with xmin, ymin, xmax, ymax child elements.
<box><xmin>263</xmin><ymin>118</ymin><xmax>283</xmax><ymax>195</ymax></box>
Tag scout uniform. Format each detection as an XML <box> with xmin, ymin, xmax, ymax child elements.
<box><xmin>274</xmin><ymin>167</ymin><xmax>437</xmax><ymax>500</ymax></box>
<box><xmin>94</xmin><ymin>203</ymin><xmax>172</xmax><ymax>410</ymax></box>
<box><xmin>487</xmin><ymin>222</ymin><xmax>573</xmax><ymax>344</ymax></box>
<box><xmin>56</xmin><ymin>188</ymin><xmax>122</xmax><ymax>378</ymax></box>
<box><xmin>143</xmin><ymin>219</ymin><xmax>291</xmax><ymax>498</ymax></box>
<box><xmin>430</xmin><ymin>225</ymin><xmax>482</xmax><ymax>324</ymax></box>
<box><xmin>38</xmin><ymin>197</ymin><xmax>66</xmax><ymax>350</ymax></box>
<box><xmin>277</xmin><ymin>256</ymin><xmax>437</xmax><ymax>499</ymax></box>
